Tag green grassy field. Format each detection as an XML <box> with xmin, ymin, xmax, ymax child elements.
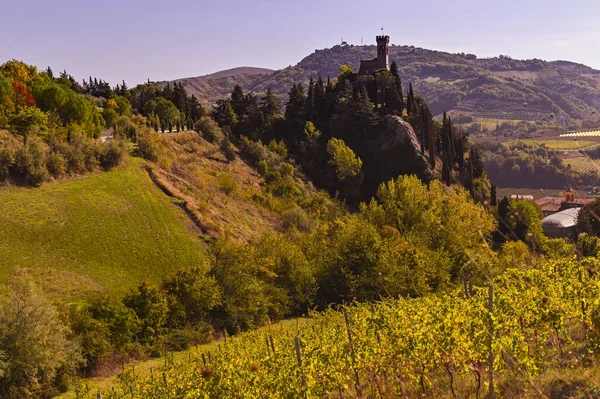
<box><xmin>0</xmin><ymin>157</ymin><xmax>207</xmax><ymax>301</ymax></box>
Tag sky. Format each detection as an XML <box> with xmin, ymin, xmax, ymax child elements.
<box><xmin>2</xmin><ymin>0</ymin><xmax>600</xmax><ymax>86</ymax></box>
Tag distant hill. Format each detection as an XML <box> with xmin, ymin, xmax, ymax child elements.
<box><xmin>171</xmin><ymin>45</ymin><xmax>600</xmax><ymax>128</ymax></box>
<box><xmin>158</xmin><ymin>67</ymin><xmax>274</xmax><ymax>105</ymax></box>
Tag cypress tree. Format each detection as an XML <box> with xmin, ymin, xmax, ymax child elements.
<box><xmin>420</xmin><ymin>104</ymin><xmax>430</xmax><ymax>155</ymax></box>
<box><xmin>441</xmin><ymin>112</ymin><xmax>451</xmax><ymax>185</ymax></box>
<box><xmin>314</xmin><ymin>75</ymin><xmax>327</xmax><ymax>123</ymax></box>
<box><xmin>306</xmin><ymin>78</ymin><xmax>315</xmax><ymax>121</ymax></box>
<box><xmin>390</xmin><ymin>61</ymin><xmax>399</xmax><ymax>78</ymax></box>
<box><xmin>491</xmin><ymin>183</ymin><xmax>498</xmax><ymax>206</ymax></box>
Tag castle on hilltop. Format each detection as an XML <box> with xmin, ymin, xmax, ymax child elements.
<box><xmin>359</xmin><ymin>35</ymin><xmax>390</xmax><ymax>75</ymax></box>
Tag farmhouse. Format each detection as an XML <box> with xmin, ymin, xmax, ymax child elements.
<box><xmin>534</xmin><ymin>189</ymin><xmax>594</xmax><ymax>216</ymax></box>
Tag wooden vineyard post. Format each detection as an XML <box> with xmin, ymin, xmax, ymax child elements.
<box><xmin>202</xmin><ymin>353</ymin><xmax>207</xmax><ymax>367</ymax></box>
<box><xmin>488</xmin><ymin>284</ymin><xmax>494</xmax><ymax>399</ymax></box>
<box><xmin>580</xmin><ymin>269</ymin><xmax>587</xmax><ymax>335</ymax></box>
<box><xmin>97</xmin><ymin>392</ymin><xmax>102</xmax><ymax>399</ymax></box>
<box><xmin>294</xmin><ymin>336</ymin><xmax>308</xmax><ymax>396</ymax></box>
<box><xmin>343</xmin><ymin>308</ymin><xmax>363</xmax><ymax>398</ymax></box>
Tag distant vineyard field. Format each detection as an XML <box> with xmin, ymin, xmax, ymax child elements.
<box><xmin>470</xmin><ymin>118</ymin><xmax>524</xmax><ymax>131</ymax></box>
<box><xmin>516</xmin><ymin>139</ymin><xmax>599</xmax><ymax>150</ymax></box>
<box><xmin>561</xmin><ymin>130</ymin><xmax>600</xmax><ymax>138</ymax></box>
<box><xmin>565</xmin><ymin>156</ymin><xmax>600</xmax><ymax>174</ymax></box>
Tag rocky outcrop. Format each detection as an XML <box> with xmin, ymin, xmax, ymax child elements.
<box><xmin>363</xmin><ymin>116</ymin><xmax>434</xmax><ymax>194</ymax></box>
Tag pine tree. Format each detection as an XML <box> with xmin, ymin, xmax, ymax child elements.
<box><xmin>260</xmin><ymin>88</ymin><xmax>281</xmax><ymax>121</ymax></box>
<box><xmin>121</xmin><ymin>80</ymin><xmax>129</xmax><ymax>96</ymax></box>
<box><xmin>213</xmin><ymin>100</ymin><xmax>238</xmax><ymax>127</ymax></box>
<box><xmin>46</xmin><ymin>66</ymin><xmax>54</xmax><ymax>79</ymax></box>
<box><xmin>285</xmin><ymin>83</ymin><xmax>307</xmax><ymax>122</ymax></box>
<box><xmin>189</xmin><ymin>95</ymin><xmax>205</xmax><ymax>122</ymax></box>
<box><xmin>230</xmin><ymin>85</ymin><xmax>246</xmax><ymax>117</ymax></box>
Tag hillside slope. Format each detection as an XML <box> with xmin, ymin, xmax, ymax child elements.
<box><xmin>174</xmin><ymin>44</ymin><xmax>600</xmax><ymax>127</ymax></box>
<box><xmin>145</xmin><ymin>131</ymin><xmax>280</xmax><ymax>242</ymax></box>
<box><xmin>0</xmin><ymin>158</ymin><xmax>208</xmax><ymax>301</ymax></box>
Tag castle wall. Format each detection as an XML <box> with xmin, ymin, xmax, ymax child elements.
<box><xmin>359</xmin><ymin>58</ymin><xmax>379</xmax><ymax>75</ymax></box>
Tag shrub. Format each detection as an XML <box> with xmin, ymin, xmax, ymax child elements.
<box><xmin>137</xmin><ymin>128</ymin><xmax>164</xmax><ymax>162</ymax></box>
<box><xmin>164</xmin><ymin>324</ymin><xmax>213</xmax><ymax>352</ymax></box>
<box><xmin>220</xmin><ymin>138</ymin><xmax>236</xmax><ymax>162</ymax></box>
<box><xmin>46</xmin><ymin>151</ymin><xmax>67</xmax><ymax>177</ymax></box>
<box><xmin>123</xmin><ymin>281</ymin><xmax>169</xmax><ymax>345</ymax></box>
<box><xmin>239</xmin><ymin>136</ymin><xmax>282</xmax><ymax>168</ymax></box>
<box><xmin>0</xmin><ymin>273</ymin><xmax>83</xmax><ymax>398</ymax></box>
<box><xmin>0</xmin><ymin>131</ymin><xmax>20</xmax><ymax>180</ymax></box>
<box><xmin>218</xmin><ymin>172</ymin><xmax>237</xmax><ymax>195</ymax></box>
<box><xmin>87</xmin><ymin>298</ymin><xmax>140</xmax><ymax>352</ymax></box>
<box><xmin>280</xmin><ymin>162</ymin><xmax>294</xmax><ymax>177</ymax></box>
<box><xmin>99</xmin><ymin>139</ymin><xmax>129</xmax><ymax>169</ymax></box>
<box><xmin>257</xmin><ymin>160</ymin><xmax>269</xmax><ymax>176</ymax></box>
<box><xmin>62</xmin><ymin>131</ymin><xmax>98</xmax><ymax>173</ymax></box>
<box><xmin>577</xmin><ymin>233</ymin><xmax>600</xmax><ymax>258</ymax></box>
<box><xmin>268</xmin><ymin>139</ymin><xmax>288</xmax><ymax>158</ymax></box>
<box><xmin>282</xmin><ymin>208</ymin><xmax>316</xmax><ymax>233</ymax></box>
<box><xmin>194</xmin><ymin>117</ymin><xmax>224</xmax><ymax>144</ymax></box>
<box><xmin>65</xmin><ymin>306</ymin><xmax>113</xmax><ymax>373</ymax></box>
<box><xmin>13</xmin><ymin>135</ymin><xmax>49</xmax><ymax>185</ymax></box>
<box><xmin>161</xmin><ymin>267</ymin><xmax>221</xmax><ymax>328</ymax></box>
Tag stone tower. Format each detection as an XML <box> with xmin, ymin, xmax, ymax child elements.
<box><xmin>359</xmin><ymin>35</ymin><xmax>390</xmax><ymax>75</ymax></box>
<box><xmin>376</xmin><ymin>35</ymin><xmax>390</xmax><ymax>70</ymax></box>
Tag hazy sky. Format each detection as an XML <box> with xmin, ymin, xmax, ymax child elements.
<box><xmin>2</xmin><ymin>0</ymin><xmax>600</xmax><ymax>85</ymax></box>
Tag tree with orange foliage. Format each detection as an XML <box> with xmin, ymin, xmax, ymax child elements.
<box><xmin>12</xmin><ymin>82</ymin><xmax>35</xmax><ymax>109</ymax></box>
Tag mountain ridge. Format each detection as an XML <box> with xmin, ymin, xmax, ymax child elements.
<box><xmin>172</xmin><ymin>44</ymin><xmax>600</xmax><ymax>128</ymax></box>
